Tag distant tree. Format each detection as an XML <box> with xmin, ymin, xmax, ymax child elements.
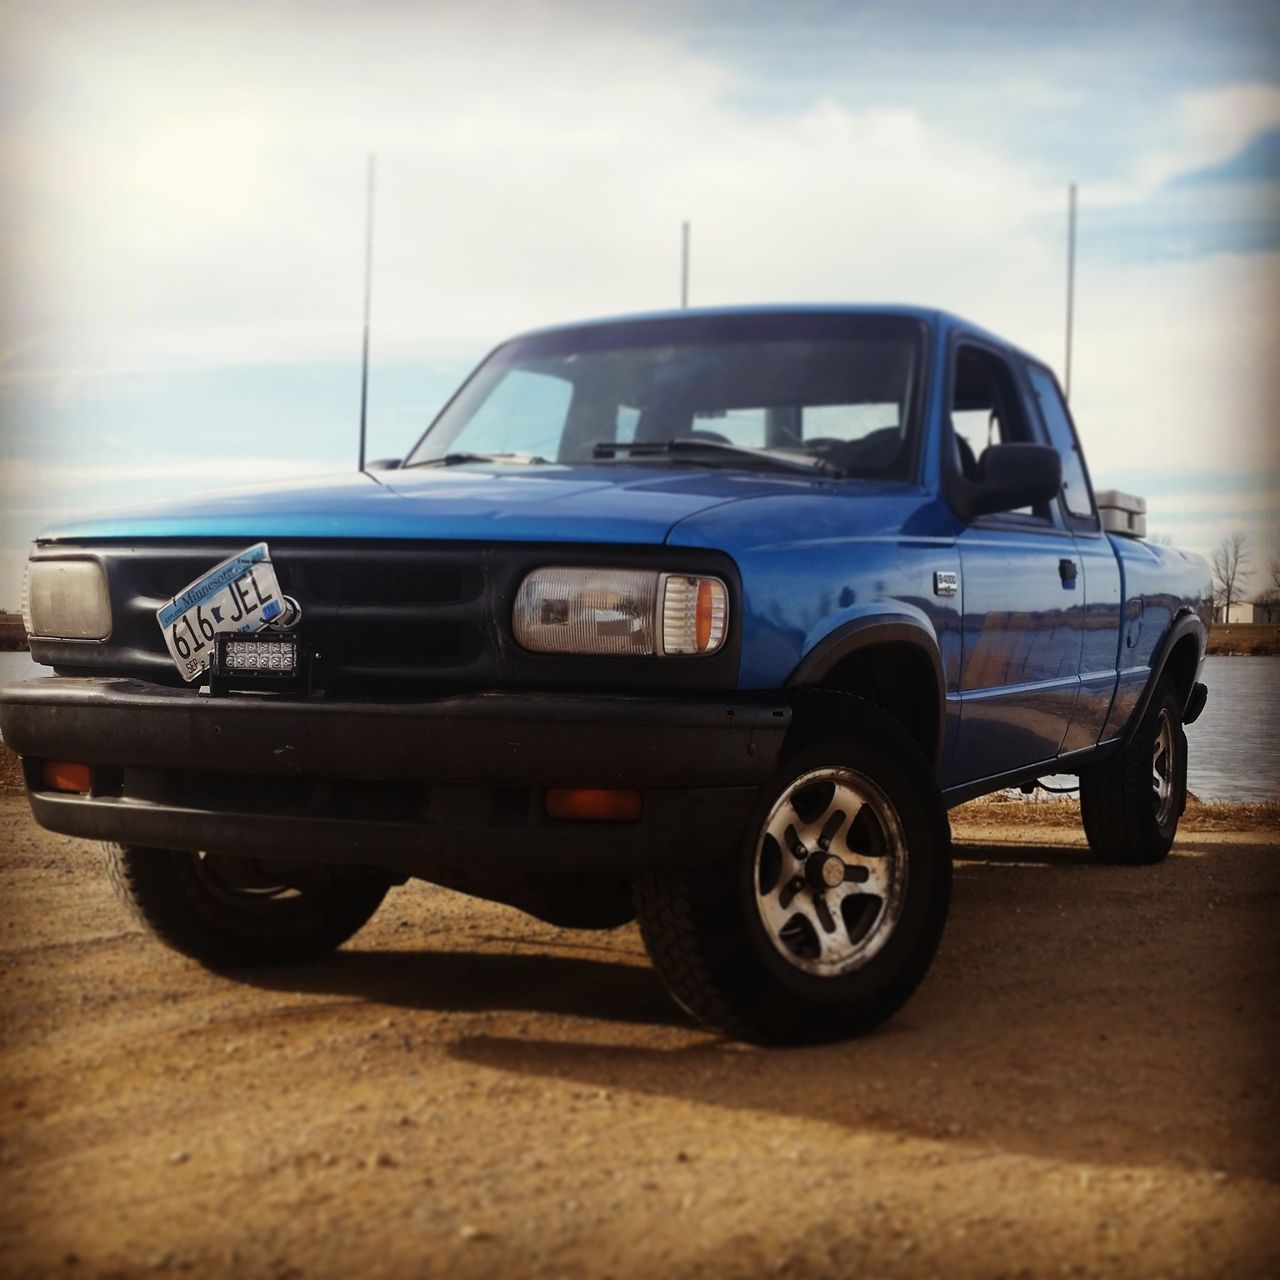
<box><xmin>1255</xmin><ymin>556</ymin><xmax>1280</xmax><ymax>607</ymax></box>
<box><xmin>1149</xmin><ymin>531</ymin><xmax>1175</xmax><ymax>546</ymax></box>
<box><xmin>1211</xmin><ymin>533</ymin><xmax>1252</xmax><ymax>622</ymax></box>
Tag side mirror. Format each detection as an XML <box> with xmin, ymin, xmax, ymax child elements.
<box><xmin>948</xmin><ymin>442</ymin><xmax>1061</xmax><ymax>520</ymax></box>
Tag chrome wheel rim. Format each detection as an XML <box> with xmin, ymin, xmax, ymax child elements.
<box><xmin>753</xmin><ymin>767</ymin><xmax>908</xmax><ymax>976</ymax></box>
<box><xmin>191</xmin><ymin>852</ymin><xmax>311</xmax><ymax>914</ymax></box>
<box><xmin>1152</xmin><ymin>708</ymin><xmax>1177</xmax><ymax>827</ymax></box>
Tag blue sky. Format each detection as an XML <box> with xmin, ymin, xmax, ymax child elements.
<box><xmin>1</xmin><ymin>0</ymin><xmax>1277</xmax><ymax>607</ymax></box>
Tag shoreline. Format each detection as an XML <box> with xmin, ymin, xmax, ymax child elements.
<box><xmin>1204</xmin><ymin>644</ymin><xmax>1277</xmax><ymax>656</ymax></box>
<box><xmin>955</xmin><ymin>791</ymin><xmax>1278</xmax><ymax>831</ymax></box>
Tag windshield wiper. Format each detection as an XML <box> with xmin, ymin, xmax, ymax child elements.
<box><xmin>405</xmin><ymin>451</ymin><xmax>549</xmax><ymax>468</ymax></box>
<box><xmin>591</xmin><ymin>438</ymin><xmax>845</xmax><ymax>477</ymax></box>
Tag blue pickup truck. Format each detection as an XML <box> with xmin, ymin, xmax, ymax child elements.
<box><xmin>1</xmin><ymin>306</ymin><xmax>1212</xmax><ymax>1043</ymax></box>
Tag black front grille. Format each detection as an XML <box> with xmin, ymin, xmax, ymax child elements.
<box><xmin>28</xmin><ymin>540</ymin><xmax>742</xmax><ymax>696</ymax></box>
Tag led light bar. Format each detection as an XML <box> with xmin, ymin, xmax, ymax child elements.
<box><xmin>209</xmin><ymin>633</ymin><xmax>303</xmax><ymax>697</ymax></box>
<box><xmin>216</xmin><ymin>634</ymin><xmax>299</xmax><ymax>674</ymax></box>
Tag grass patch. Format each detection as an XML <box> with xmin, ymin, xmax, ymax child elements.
<box><xmin>955</xmin><ymin>790</ymin><xmax>1279</xmax><ymax>831</ymax></box>
<box><xmin>1206</xmin><ymin>623</ymin><xmax>1280</xmax><ymax>656</ymax></box>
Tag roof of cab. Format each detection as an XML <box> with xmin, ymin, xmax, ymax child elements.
<box><xmin>508</xmin><ymin>304</ymin><xmax>1044</xmax><ymax>365</ymax></box>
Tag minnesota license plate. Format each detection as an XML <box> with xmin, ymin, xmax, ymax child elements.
<box><xmin>156</xmin><ymin>543</ymin><xmax>286</xmax><ymax>682</ymax></box>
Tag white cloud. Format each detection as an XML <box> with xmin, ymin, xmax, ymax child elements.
<box><xmin>0</xmin><ymin>3</ymin><xmax>1088</xmax><ymax>375</ymax></box>
<box><xmin>1174</xmin><ymin>82</ymin><xmax>1280</xmax><ymax>172</ymax></box>
<box><xmin>1068</xmin><ymin>250</ymin><xmax>1280</xmax><ymax>478</ymax></box>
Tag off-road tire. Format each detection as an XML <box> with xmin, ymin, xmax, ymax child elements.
<box><xmin>1080</xmin><ymin>680</ymin><xmax>1187</xmax><ymax>865</ymax></box>
<box><xmin>633</xmin><ymin>699</ymin><xmax>951</xmax><ymax>1045</ymax></box>
<box><xmin>103</xmin><ymin>843</ymin><xmax>390</xmax><ymax>967</ymax></box>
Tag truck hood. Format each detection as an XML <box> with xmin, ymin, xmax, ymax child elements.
<box><xmin>38</xmin><ymin>463</ymin><xmax>846</xmax><ymax>547</ymax></box>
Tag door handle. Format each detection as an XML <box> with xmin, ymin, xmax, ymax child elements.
<box><xmin>1059</xmin><ymin>558</ymin><xmax>1078</xmax><ymax>585</ymax></box>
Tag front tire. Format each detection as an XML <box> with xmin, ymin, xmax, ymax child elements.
<box><xmin>103</xmin><ymin>844</ymin><xmax>390</xmax><ymax>967</ymax></box>
<box><xmin>1080</xmin><ymin>679</ymin><xmax>1187</xmax><ymax>865</ymax></box>
<box><xmin>634</xmin><ymin>701</ymin><xmax>951</xmax><ymax>1045</ymax></box>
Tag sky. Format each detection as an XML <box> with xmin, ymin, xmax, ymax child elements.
<box><xmin>2</xmin><ymin>0</ymin><xmax>1278</xmax><ymax>609</ymax></box>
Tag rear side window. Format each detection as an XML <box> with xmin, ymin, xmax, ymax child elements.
<box><xmin>1026</xmin><ymin>365</ymin><xmax>1095</xmax><ymax>521</ymax></box>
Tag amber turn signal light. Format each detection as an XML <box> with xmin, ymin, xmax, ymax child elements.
<box><xmin>42</xmin><ymin>761</ymin><xmax>92</xmax><ymax>794</ymax></box>
<box><xmin>545</xmin><ymin>787</ymin><xmax>642</xmax><ymax>822</ymax></box>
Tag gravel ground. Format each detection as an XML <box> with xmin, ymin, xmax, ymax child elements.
<box><xmin>1</xmin><ymin>790</ymin><xmax>1277</xmax><ymax>1279</ymax></box>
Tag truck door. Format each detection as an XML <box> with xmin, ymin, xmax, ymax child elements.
<box><xmin>1023</xmin><ymin>361</ymin><xmax>1121</xmax><ymax>753</ymax></box>
<box><xmin>943</xmin><ymin>342</ymin><xmax>1084</xmax><ymax>787</ymax></box>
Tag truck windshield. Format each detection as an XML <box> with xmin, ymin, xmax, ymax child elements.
<box><xmin>404</xmin><ymin>313</ymin><xmax>924</xmax><ymax>480</ymax></box>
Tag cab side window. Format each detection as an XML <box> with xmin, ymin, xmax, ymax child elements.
<box><xmin>1026</xmin><ymin>364</ymin><xmax>1096</xmax><ymax>523</ymax></box>
<box><xmin>949</xmin><ymin>345</ymin><xmax>1048</xmax><ymax>520</ymax></box>
<box><xmin>950</xmin><ymin>346</ymin><xmax>1035</xmax><ymax>478</ymax></box>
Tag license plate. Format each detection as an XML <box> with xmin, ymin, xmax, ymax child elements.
<box><xmin>156</xmin><ymin>543</ymin><xmax>286</xmax><ymax>682</ymax></box>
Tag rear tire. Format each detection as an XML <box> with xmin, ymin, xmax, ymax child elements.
<box><xmin>1080</xmin><ymin>680</ymin><xmax>1186</xmax><ymax>865</ymax></box>
<box><xmin>633</xmin><ymin>700</ymin><xmax>951</xmax><ymax>1045</ymax></box>
<box><xmin>103</xmin><ymin>844</ymin><xmax>390</xmax><ymax>967</ymax></box>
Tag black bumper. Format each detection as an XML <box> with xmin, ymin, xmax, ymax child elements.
<box><xmin>0</xmin><ymin>678</ymin><xmax>790</xmax><ymax>875</ymax></box>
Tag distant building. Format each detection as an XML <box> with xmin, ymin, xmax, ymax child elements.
<box><xmin>1214</xmin><ymin>598</ymin><xmax>1280</xmax><ymax>624</ymax></box>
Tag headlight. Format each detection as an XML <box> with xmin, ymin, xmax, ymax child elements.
<box><xmin>513</xmin><ymin>567</ymin><xmax>727</xmax><ymax>657</ymax></box>
<box><xmin>24</xmin><ymin>559</ymin><xmax>112</xmax><ymax>640</ymax></box>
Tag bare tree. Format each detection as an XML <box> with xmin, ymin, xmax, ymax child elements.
<box><xmin>1211</xmin><ymin>533</ymin><xmax>1252</xmax><ymax>622</ymax></box>
<box><xmin>1255</xmin><ymin>556</ymin><xmax>1280</xmax><ymax>608</ymax></box>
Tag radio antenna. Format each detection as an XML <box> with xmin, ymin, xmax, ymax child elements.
<box><xmin>680</xmin><ymin>219</ymin><xmax>690</xmax><ymax>308</ymax></box>
<box><xmin>1064</xmin><ymin>181</ymin><xmax>1077</xmax><ymax>403</ymax></box>
<box><xmin>358</xmin><ymin>154</ymin><xmax>376</xmax><ymax>473</ymax></box>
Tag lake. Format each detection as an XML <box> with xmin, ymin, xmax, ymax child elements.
<box><xmin>0</xmin><ymin>651</ymin><xmax>1275</xmax><ymax>802</ymax></box>
<box><xmin>1186</xmin><ymin>655</ymin><xmax>1279</xmax><ymax>803</ymax></box>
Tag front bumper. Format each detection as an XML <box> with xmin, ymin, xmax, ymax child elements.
<box><xmin>0</xmin><ymin>678</ymin><xmax>790</xmax><ymax>875</ymax></box>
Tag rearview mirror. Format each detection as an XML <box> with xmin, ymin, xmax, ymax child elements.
<box><xmin>947</xmin><ymin>442</ymin><xmax>1061</xmax><ymax>521</ymax></box>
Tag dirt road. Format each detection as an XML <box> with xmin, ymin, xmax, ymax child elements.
<box><xmin>1</xmin><ymin>791</ymin><xmax>1277</xmax><ymax>1279</ymax></box>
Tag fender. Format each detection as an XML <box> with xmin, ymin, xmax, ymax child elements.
<box><xmin>1121</xmin><ymin>609</ymin><xmax>1208</xmax><ymax>746</ymax></box>
<box><xmin>786</xmin><ymin>613</ymin><xmax>947</xmax><ymax>766</ymax></box>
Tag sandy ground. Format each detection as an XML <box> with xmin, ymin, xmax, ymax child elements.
<box><xmin>1</xmin><ymin>788</ymin><xmax>1277</xmax><ymax>1280</ymax></box>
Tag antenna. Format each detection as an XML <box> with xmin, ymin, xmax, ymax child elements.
<box><xmin>1064</xmin><ymin>182</ymin><xmax>1077</xmax><ymax>403</ymax></box>
<box><xmin>358</xmin><ymin>154</ymin><xmax>376</xmax><ymax>473</ymax></box>
<box><xmin>680</xmin><ymin>220</ymin><xmax>690</xmax><ymax>309</ymax></box>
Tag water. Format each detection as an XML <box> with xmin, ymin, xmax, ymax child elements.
<box><xmin>1</xmin><ymin>651</ymin><xmax>1275</xmax><ymax>801</ymax></box>
<box><xmin>1186</xmin><ymin>656</ymin><xmax>1279</xmax><ymax>803</ymax></box>
<box><xmin>0</xmin><ymin>651</ymin><xmax>44</xmax><ymax>684</ymax></box>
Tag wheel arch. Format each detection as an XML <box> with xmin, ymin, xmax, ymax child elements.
<box><xmin>786</xmin><ymin>617</ymin><xmax>946</xmax><ymax>767</ymax></box>
<box><xmin>1122</xmin><ymin>611</ymin><xmax>1206</xmax><ymax>746</ymax></box>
